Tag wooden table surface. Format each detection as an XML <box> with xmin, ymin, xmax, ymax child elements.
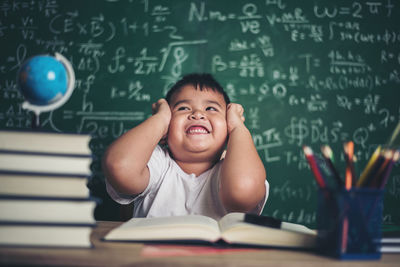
<box><xmin>0</xmin><ymin>221</ymin><xmax>399</xmax><ymax>267</ymax></box>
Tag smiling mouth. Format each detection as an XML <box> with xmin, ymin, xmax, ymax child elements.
<box><xmin>186</xmin><ymin>126</ymin><xmax>210</xmax><ymax>134</ymax></box>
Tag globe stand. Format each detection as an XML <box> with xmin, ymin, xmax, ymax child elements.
<box><xmin>20</xmin><ymin>53</ymin><xmax>75</xmax><ymax>129</ymax></box>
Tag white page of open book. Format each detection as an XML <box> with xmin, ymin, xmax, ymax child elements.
<box><xmin>218</xmin><ymin>213</ymin><xmax>316</xmax><ymax>247</ymax></box>
<box><xmin>105</xmin><ymin>215</ymin><xmax>221</xmax><ymax>242</ymax></box>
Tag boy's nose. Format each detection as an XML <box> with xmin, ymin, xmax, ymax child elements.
<box><xmin>190</xmin><ymin>110</ymin><xmax>205</xmax><ymax>120</ymax></box>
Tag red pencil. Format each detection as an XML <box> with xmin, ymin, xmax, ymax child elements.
<box><xmin>303</xmin><ymin>146</ymin><xmax>326</xmax><ymax>188</ymax></box>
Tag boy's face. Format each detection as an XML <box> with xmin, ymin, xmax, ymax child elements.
<box><xmin>167</xmin><ymin>85</ymin><xmax>228</xmax><ymax>164</ymax></box>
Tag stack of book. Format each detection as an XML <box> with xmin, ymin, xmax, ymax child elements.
<box><xmin>380</xmin><ymin>224</ymin><xmax>400</xmax><ymax>253</ymax></box>
<box><xmin>0</xmin><ymin>130</ymin><xmax>96</xmax><ymax>247</ymax></box>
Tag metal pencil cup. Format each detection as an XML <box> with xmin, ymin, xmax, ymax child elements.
<box><xmin>317</xmin><ymin>188</ymin><xmax>384</xmax><ymax>260</ymax></box>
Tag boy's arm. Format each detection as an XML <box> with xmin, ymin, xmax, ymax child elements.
<box><xmin>102</xmin><ymin>99</ymin><xmax>171</xmax><ymax>195</ymax></box>
<box><xmin>219</xmin><ymin>103</ymin><xmax>267</xmax><ymax>213</ymax></box>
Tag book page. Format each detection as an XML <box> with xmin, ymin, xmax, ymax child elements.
<box><xmin>217</xmin><ymin>213</ymin><xmax>317</xmax><ymax>248</ymax></box>
<box><xmin>281</xmin><ymin>222</ymin><xmax>317</xmax><ymax>235</ymax></box>
<box><xmin>218</xmin><ymin>213</ymin><xmax>316</xmax><ymax>235</ymax></box>
<box><xmin>105</xmin><ymin>215</ymin><xmax>221</xmax><ymax>242</ymax></box>
<box><xmin>133</xmin><ymin>215</ymin><xmax>219</xmax><ymax>229</ymax></box>
<box><xmin>218</xmin><ymin>212</ymin><xmax>246</xmax><ymax>232</ymax></box>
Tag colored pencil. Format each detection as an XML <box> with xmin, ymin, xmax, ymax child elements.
<box><xmin>387</xmin><ymin>122</ymin><xmax>400</xmax><ymax>148</ymax></box>
<box><xmin>360</xmin><ymin>150</ymin><xmax>386</xmax><ymax>188</ymax></box>
<box><xmin>343</xmin><ymin>142</ymin><xmax>354</xmax><ymax>190</ymax></box>
<box><xmin>342</xmin><ymin>142</ymin><xmax>353</xmax><ymax>254</ymax></box>
<box><xmin>303</xmin><ymin>146</ymin><xmax>326</xmax><ymax>189</ymax></box>
<box><xmin>341</xmin><ymin>217</ymin><xmax>349</xmax><ymax>254</ymax></box>
<box><xmin>379</xmin><ymin>150</ymin><xmax>399</xmax><ymax>189</ymax></box>
<box><xmin>321</xmin><ymin>145</ymin><xmax>344</xmax><ymax>187</ymax></box>
<box><xmin>357</xmin><ymin>146</ymin><xmax>381</xmax><ymax>187</ymax></box>
<box><xmin>370</xmin><ymin>150</ymin><xmax>393</xmax><ymax>187</ymax></box>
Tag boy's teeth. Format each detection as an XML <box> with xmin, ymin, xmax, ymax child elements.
<box><xmin>187</xmin><ymin>126</ymin><xmax>208</xmax><ymax>134</ymax></box>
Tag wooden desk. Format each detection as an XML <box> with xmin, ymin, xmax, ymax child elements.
<box><xmin>0</xmin><ymin>221</ymin><xmax>399</xmax><ymax>267</ymax></box>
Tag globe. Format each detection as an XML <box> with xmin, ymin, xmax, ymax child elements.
<box><xmin>17</xmin><ymin>55</ymin><xmax>68</xmax><ymax>106</ymax></box>
<box><xmin>16</xmin><ymin>53</ymin><xmax>75</xmax><ymax>128</ymax></box>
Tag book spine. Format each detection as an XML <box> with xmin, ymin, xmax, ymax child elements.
<box><xmin>0</xmin><ymin>149</ymin><xmax>92</xmax><ymax>158</ymax></box>
<box><xmin>0</xmin><ymin>195</ymin><xmax>100</xmax><ymax>203</ymax></box>
<box><xmin>0</xmin><ymin>221</ymin><xmax>96</xmax><ymax>227</ymax></box>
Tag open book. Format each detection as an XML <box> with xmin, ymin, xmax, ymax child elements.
<box><xmin>104</xmin><ymin>213</ymin><xmax>316</xmax><ymax>248</ymax></box>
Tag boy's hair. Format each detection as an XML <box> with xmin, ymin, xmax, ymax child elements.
<box><xmin>165</xmin><ymin>73</ymin><xmax>230</xmax><ymax>105</ymax></box>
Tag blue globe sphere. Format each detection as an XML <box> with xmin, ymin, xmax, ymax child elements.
<box><xmin>17</xmin><ymin>55</ymin><xmax>68</xmax><ymax>106</ymax></box>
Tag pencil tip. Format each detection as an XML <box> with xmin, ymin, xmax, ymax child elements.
<box><xmin>394</xmin><ymin>151</ymin><xmax>400</xmax><ymax>161</ymax></box>
<box><xmin>321</xmin><ymin>145</ymin><xmax>332</xmax><ymax>158</ymax></box>
<box><xmin>384</xmin><ymin>150</ymin><xmax>394</xmax><ymax>159</ymax></box>
<box><xmin>303</xmin><ymin>145</ymin><xmax>312</xmax><ymax>155</ymax></box>
<box><xmin>343</xmin><ymin>142</ymin><xmax>348</xmax><ymax>153</ymax></box>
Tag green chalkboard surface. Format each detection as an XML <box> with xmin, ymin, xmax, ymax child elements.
<box><xmin>1</xmin><ymin>0</ymin><xmax>400</xmax><ymax>226</ymax></box>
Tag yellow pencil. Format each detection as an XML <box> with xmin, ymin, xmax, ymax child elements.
<box><xmin>387</xmin><ymin>121</ymin><xmax>400</xmax><ymax>147</ymax></box>
<box><xmin>357</xmin><ymin>146</ymin><xmax>381</xmax><ymax>187</ymax></box>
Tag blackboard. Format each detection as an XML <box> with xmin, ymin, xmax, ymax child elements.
<box><xmin>1</xmin><ymin>0</ymin><xmax>399</xmax><ymax>226</ymax></box>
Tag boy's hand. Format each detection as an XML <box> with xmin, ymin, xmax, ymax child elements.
<box><xmin>226</xmin><ymin>103</ymin><xmax>245</xmax><ymax>133</ymax></box>
<box><xmin>152</xmin><ymin>98</ymin><xmax>171</xmax><ymax>139</ymax></box>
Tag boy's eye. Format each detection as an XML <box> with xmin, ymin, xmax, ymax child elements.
<box><xmin>177</xmin><ymin>106</ymin><xmax>190</xmax><ymax>111</ymax></box>
<box><xmin>206</xmin><ymin>106</ymin><xmax>218</xmax><ymax>111</ymax></box>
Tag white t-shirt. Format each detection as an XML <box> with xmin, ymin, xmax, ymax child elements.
<box><xmin>106</xmin><ymin>145</ymin><xmax>269</xmax><ymax>220</ymax></box>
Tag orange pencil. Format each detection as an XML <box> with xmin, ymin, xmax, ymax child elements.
<box><xmin>344</xmin><ymin>142</ymin><xmax>354</xmax><ymax>190</ymax></box>
<box><xmin>342</xmin><ymin>142</ymin><xmax>354</xmax><ymax>254</ymax></box>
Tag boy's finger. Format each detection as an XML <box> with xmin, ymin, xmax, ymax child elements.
<box><xmin>152</xmin><ymin>99</ymin><xmax>166</xmax><ymax>114</ymax></box>
<box><xmin>239</xmin><ymin>106</ymin><xmax>244</xmax><ymax>116</ymax></box>
<box><xmin>151</xmin><ymin>102</ymin><xmax>157</xmax><ymax>114</ymax></box>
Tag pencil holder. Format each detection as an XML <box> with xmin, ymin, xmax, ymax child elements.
<box><xmin>316</xmin><ymin>188</ymin><xmax>384</xmax><ymax>260</ymax></box>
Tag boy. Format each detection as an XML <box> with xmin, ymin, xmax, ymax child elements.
<box><xmin>103</xmin><ymin>73</ymin><xmax>269</xmax><ymax>220</ymax></box>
